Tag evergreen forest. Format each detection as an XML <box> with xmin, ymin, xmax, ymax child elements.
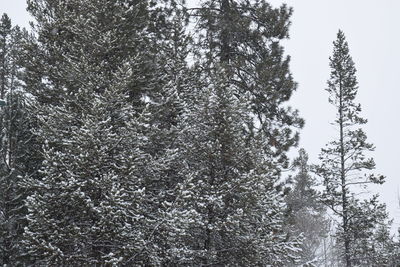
<box><xmin>0</xmin><ymin>0</ymin><xmax>399</xmax><ymax>266</ymax></box>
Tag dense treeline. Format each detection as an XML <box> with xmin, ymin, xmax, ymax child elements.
<box><xmin>0</xmin><ymin>0</ymin><xmax>398</xmax><ymax>266</ymax></box>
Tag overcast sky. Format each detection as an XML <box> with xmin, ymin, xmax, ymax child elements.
<box><xmin>267</xmin><ymin>0</ymin><xmax>400</xmax><ymax>229</ymax></box>
<box><xmin>2</xmin><ymin>0</ymin><xmax>400</xmax><ymax>228</ymax></box>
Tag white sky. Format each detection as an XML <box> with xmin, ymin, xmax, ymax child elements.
<box><xmin>2</xmin><ymin>0</ymin><xmax>400</xmax><ymax>229</ymax></box>
<box><xmin>268</xmin><ymin>0</ymin><xmax>400</xmax><ymax>230</ymax></box>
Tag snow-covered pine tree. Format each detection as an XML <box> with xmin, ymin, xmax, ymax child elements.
<box><xmin>285</xmin><ymin>149</ymin><xmax>329</xmax><ymax>266</ymax></box>
<box><xmin>22</xmin><ymin>0</ymin><xmax>190</xmax><ymax>265</ymax></box>
<box><xmin>0</xmin><ymin>13</ymin><xmax>11</xmax><ymax>100</ymax></box>
<box><xmin>345</xmin><ymin>196</ymin><xmax>395</xmax><ymax>266</ymax></box>
<box><xmin>173</xmin><ymin>0</ymin><xmax>305</xmax><ymax>263</ymax></box>
<box><xmin>163</xmin><ymin>0</ymin><xmax>304</xmax><ymax>264</ymax></box>
<box><xmin>315</xmin><ymin>30</ymin><xmax>385</xmax><ymax>267</ymax></box>
<box><xmin>23</xmin><ymin>74</ymin><xmax>155</xmax><ymax>265</ymax></box>
<box><xmin>165</xmin><ymin>66</ymin><xmax>301</xmax><ymax>266</ymax></box>
<box><xmin>192</xmin><ymin>0</ymin><xmax>304</xmax><ymax>167</ymax></box>
<box><xmin>0</xmin><ymin>14</ymin><xmax>40</xmax><ymax>265</ymax></box>
<box><xmin>127</xmin><ymin>4</ymin><xmax>194</xmax><ymax>264</ymax></box>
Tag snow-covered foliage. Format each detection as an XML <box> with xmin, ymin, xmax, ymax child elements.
<box><xmin>0</xmin><ymin>14</ymin><xmax>40</xmax><ymax>266</ymax></box>
<box><xmin>315</xmin><ymin>30</ymin><xmax>392</xmax><ymax>266</ymax></box>
<box><xmin>285</xmin><ymin>149</ymin><xmax>329</xmax><ymax>266</ymax></box>
<box><xmin>164</xmin><ymin>68</ymin><xmax>301</xmax><ymax>265</ymax></box>
<box><xmin>0</xmin><ymin>0</ymin><xmax>396</xmax><ymax>266</ymax></box>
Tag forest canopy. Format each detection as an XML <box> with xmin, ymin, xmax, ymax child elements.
<box><xmin>0</xmin><ymin>0</ymin><xmax>398</xmax><ymax>266</ymax></box>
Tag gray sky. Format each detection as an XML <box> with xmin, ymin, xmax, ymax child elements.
<box><xmin>2</xmin><ymin>0</ymin><xmax>400</xmax><ymax>228</ymax></box>
<box><xmin>268</xmin><ymin>0</ymin><xmax>400</xmax><ymax>229</ymax></box>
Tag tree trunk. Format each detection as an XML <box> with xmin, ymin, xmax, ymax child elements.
<box><xmin>220</xmin><ymin>0</ymin><xmax>231</xmax><ymax>64</ymax></box>
<box><xmin>339</xmin><ymin>78</ymin><xmax>351</xmax><ymax>267</ymax></box>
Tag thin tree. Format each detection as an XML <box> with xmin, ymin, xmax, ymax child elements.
<box><xmin>0</xmin><ymin>14</ymin><xmax>40</xmax><ymax>265</ymax></box>
<box><xmin>315</xmin><ymin>30</ymin><xmax>385</xmax><ymax>267</ymax></box>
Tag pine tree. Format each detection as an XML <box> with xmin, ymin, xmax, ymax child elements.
<box><xmin>0</xmin><ymin>14</ymin><xmax>11</xmax><ymax>100</ymax></box>
<box><xmin>24</xmin><ymin>0</ymin><xmax>172</xmax><ymax>105</ymax></box>
<box><xmin>20</xmin><ymin>0</ymin><xmax>304</xmax><ymax>264</ymax></box>
<box><xmin>127</xmin><ymin>5</ymin><xmax>194</xmax><ymax>263</ymax></box>
<box><xmin>22</xmin><ymin>0</ymin><xmax>190</xmax><ymax>264</ymax></box>
<box><xmin>0</xmin><ymin>14</ymin><xmax>40</xmax><ymax>265</ymax></box>
<box><xmin>165</xmin><ymin>66</ymin><xmax>300</xmax><ymax>266</ymax></box>
<box><xmin>315</xmin><ymin>30</ymin><xmax>385</xmax><ymax>267</ymax></box>
<box><xmin>285</xmin><ymin>149</ymin><xmax>329</xmax><ymax>266</ymax></box>
<box><xmin>192</xmin><ymin>0</ymin><xmax>304</xmax><ymax>167</ymax></box>
<box><xmin>345</xmin><ymin>196</ymin><xmax>395</xmax><ymax>266</ymax></box>
<box><xmin>167</xmin><ymin>0</ymin><xmax>305</xmax><ymax>264</ymax></box>
<box><xmin>23</xmin><ymin>79</ymin><xmax>154</xmax><ymax>265</ymax></box>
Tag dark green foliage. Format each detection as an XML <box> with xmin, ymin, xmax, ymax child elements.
<box><xmin>25</xmin><ymin>0</ymin><xmax>158</xmax><ymax>106</ymax></box>
<box><xmin>165</xmin><ymin>66</ymin><xmax>300</xmax><ymax>266</ymax></box>
<box><xmin>0</xmin><ymin>14</ymin><xmax>40</xmax><ymax>266</ymax></box>
<box><xmin>159</xmin><ymin>0</ymin><xmax>306</xmax><ymax>264</ymax></box>
<box><xmin>192</xmin><ymin>0</ymin><xmax>304</xmax><ymax>169</ymax></box>
<box><xmin>23</xmin><ymin>83</ymin><xmax>156</xmax><ymax>265</ymax></box>
<box><xmin>21</xmin><ymin>0</ymin><xmax>190</xmax><ymax>265</ymax></box>
<box><xmin>2</xmin><ymin>1</ymin><xmax>394</xmax><ymax>266</ymax></box>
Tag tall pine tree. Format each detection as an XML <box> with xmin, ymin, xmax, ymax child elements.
<box><xmin>192</xmin><ymin>0</ymin><xmax>304</xmax><ymax>167</ymax></box>
<box><xmin>0</xmin><ymin>14</ymin><xmax>40</xmax><ymax>265</ymax></box>
<box><xmin>315</xmin><ymin>30</ymin><xmax>385</xmax><ymax>267</ymax></box>
<box><xmin>167</xmin><ymin>0</ymin><xmax>305</xmax><ymax>264</ymax></box>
